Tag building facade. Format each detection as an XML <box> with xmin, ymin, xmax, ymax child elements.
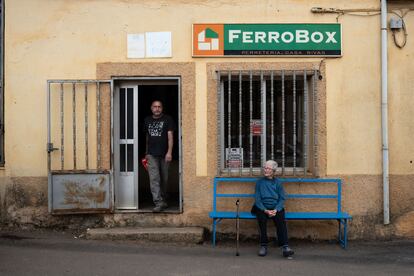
<box><xmin>0</xmin><ymin>0</ymin><xmax>413</xmax><ymax>240</ymax></box>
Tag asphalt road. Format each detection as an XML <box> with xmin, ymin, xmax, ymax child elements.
<box><xmin>0</xmin><ymin>229</ymin><xmax>413</xmax><ymax>276</ymax></box>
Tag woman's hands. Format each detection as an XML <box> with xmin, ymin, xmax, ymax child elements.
<box><xmin>264</xmin><ymin>209</ymin><xmax>277</xmax><ymax>217</ymax></box>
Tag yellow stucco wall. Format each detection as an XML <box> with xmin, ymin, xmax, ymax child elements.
<box><xmin>387</xmin><ymin>3</ymin><xmax>414</xmax><ymax>175</ymax></box>
<box><xmin>5</xmin><ymin>0</ymin><xmax>413</xmax><ymax>178</ymax></box>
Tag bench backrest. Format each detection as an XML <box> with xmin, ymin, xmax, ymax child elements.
<box><xmin>212</xmin><ymin>177</ymin><xmax>343</xmax><ymax>213</ymax></box>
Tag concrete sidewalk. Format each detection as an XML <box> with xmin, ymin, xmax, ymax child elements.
<box><xmin>0</xmin><ymin>228</ymin><xmax>413</xmax><ymax>275</ymax></box>
<box><xmin>86</xmin><ymin>226</ymin><xmax>205</xmax><ymax>243</ymax></box>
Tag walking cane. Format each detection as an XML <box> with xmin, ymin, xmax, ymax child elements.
<box><xmin>235</xmin><ymin>199</ymin><xmax>240</xmax><ymax>256</ymax></box>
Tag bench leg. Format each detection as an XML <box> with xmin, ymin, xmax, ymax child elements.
<box><xmin>343</xmin><ymin>219</ymin><xmax>348</xmax><ymax>249</ymax></box>
<box><xmin>338</xmin><ymin>219</ymin><xmax>341</xmax><ymax>245</ymax></box>
<box><xmin>212</xmin><ymin>219</ymin><xmax>217</xmax><ymax>247</ymax></box>
<box><xmin>211</xmin><ymin>218</ymin><xmax>223</xmax><ymax>247</ymax></box>
<box><xmin>338</xmin><ymin>219</ymin><xmax>348</xmax><ymax>249</ymax></box>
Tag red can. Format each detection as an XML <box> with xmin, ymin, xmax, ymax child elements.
<box><xmin>141</xmin><ymin>158</ymin><xmax>148</xmax><ymax>171</ymax></box>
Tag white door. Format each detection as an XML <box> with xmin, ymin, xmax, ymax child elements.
<box><xmin>114</xmin><ymin>86</ymin><xmax>138</xmax><ymax>209</ymax></box>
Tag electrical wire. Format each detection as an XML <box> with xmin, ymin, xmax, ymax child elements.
<box><xmin>311</xmin><ymin>7</ymin><xmax>414</xmax><ymax>49</ymax></box>
<box><xmin>391</xmin><ymin>10</ymin><xmax>409</xmax><ymax>49</ymax></box>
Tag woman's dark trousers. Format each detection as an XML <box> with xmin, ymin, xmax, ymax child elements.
<box><xmin>253</xmin><ymin>206</ymin><xmax>289</xmax><ymax>247</ymax></box>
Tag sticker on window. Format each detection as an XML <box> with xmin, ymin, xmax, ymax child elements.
<box><xmin>226</xmin><ymin>148</ymin><xmax>244</xmax><ymax>168</ymax></box>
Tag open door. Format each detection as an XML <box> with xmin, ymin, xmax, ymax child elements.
<box><xmin>47</xmin><ymin>80</ymin><xmax>113</xmax><ymax>214</ymax></box>
<box><xmin>114</xmin><ymin>78</ymin><xmax>182</xmax><ymax>213</ymax></box>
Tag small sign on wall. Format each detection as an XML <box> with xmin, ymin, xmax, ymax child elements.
<box><xmin>127</xmin><ymin>32</ymin><xmax>172</xmax><ymax>58</ymax></box>
<box><xmin>226</xmin><ymin>148</ymin><xmax>244</xmax><ymax>168</ymax></box>
<box><xmin>146</xmin><ymin>32</ymin><xmax>172</xmax><ymax>57</ymax></box>
<box><xmin>127</xmin><ymin>34</ymin><xmax>145</xmax><ymax>58</ymax></box>
<box><xmin>251</xmin><ymin>120</ymin><xmax>262</xmax><ymax>136</ymax></box>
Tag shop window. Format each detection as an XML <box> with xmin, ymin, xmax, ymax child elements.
<box><xmin>217</xmin><ymin>70</ymin><xmax>318</xmax><ymax>176</ymax></box>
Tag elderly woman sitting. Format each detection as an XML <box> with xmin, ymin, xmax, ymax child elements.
<box><xmin>251</xmin><ymin>160</ymin><xmax>294</xmax><ymax>257</ymax></box>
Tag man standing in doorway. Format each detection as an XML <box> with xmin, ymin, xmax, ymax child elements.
<box><xmin>144</xmin><ymin>100</ymin><xmax>175</xmax><ymax>212</ymax></box>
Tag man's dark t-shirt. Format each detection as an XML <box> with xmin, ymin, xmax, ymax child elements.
<box><xmin>143</xmin><ymin>114</ymin><xmax>175</xmax><ymax>157</ymax></box>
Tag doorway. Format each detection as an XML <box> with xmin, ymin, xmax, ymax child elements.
<box><xmin>114</xmin><ymin>78</ymin><xmax>181</xmax><ymax>212</ymax></box>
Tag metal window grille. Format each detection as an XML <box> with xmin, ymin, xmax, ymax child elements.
<box><xmin>217</xmin><ymin>70</ymin><xmax>317</xmax><ymax>176</ymax></box>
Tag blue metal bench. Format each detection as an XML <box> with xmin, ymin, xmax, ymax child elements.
<box><xmin>209</xmin><ymin>177</ymin><xmax>352</xmax><ymax>248</ymax></box>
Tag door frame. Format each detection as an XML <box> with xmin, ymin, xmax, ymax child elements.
<box><xmin>112</xmin><ymin>77</ymin><xmax>183</xmax><ymax>212</ymax></box>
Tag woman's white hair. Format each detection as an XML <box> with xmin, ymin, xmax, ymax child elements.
<box><xmin>265</xmin><ymin>160</ymin><xmax>278</xmax><ymax>172</ymax></box>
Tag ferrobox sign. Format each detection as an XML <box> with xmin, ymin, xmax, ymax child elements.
<box><xmin>192</xmin><ymin>23</ymin><xmax>341</xmax><ymax>57</ymax></box>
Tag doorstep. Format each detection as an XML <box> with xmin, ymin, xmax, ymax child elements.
<box><xmin>86</xmin><ymin>227</ymin><xmax>205</xmax><ymax>244</ymax></box>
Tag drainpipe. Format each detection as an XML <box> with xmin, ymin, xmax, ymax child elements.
<box><xmin>381</xmin><ymin>0</ymin><xmax>390</xmax><ymax>225</ymax></box>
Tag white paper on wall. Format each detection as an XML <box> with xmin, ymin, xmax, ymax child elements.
<box><xmin>127</xmin><ymin>34</ymin><xmax>145</xmax><ymax>58</ymax></box>
<box><xmin>145</xmin><ymin>32</ymin><xmax>172</xmax><ymax>58</ymax></box>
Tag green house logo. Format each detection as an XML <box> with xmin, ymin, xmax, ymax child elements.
<box><xmin>197</xmin><ymin>28</ymin><xmax>219</xmax><ymax>50</ymax></box>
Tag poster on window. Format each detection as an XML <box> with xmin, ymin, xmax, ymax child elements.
<box><xmin>226</xmin><ymin>148</ymin><xmax>243</xmax><ymax>168</ymax></box>
<box><xmin>251</xmin><ymin>120</ymin><xmax>262</xmax><ymax>136</ymax></box>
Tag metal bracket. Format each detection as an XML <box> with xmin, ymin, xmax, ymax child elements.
<box><xmin>47</xmin><ymin>143</ymin><xmax>59</xmax><ymax>153</ymax></box>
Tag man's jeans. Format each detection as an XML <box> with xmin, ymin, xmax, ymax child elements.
<box><xmin>147</xmin><ymin>155</ymin><xmax>169</xmax><ymax>205</ymax></box>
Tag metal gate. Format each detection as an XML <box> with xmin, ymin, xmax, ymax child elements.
<box><xmin>47</xmin><ymin>80</ymin><xmax>113</xmax><ymax>214</ymax></box>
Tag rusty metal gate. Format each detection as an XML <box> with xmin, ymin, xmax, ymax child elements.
<box><xmin>47</xmin><ymin>80</ymin><xmax>113</xmax><ymax>214</ymax></box>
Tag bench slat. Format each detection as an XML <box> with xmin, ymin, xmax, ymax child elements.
<box><xmin>210</xmin><ymin>211</ymin><xmax>255</xmax><ymax>219</ymax></box>
<box><xmin>287</xmin><ymin>212</ymin><xmax>352</xmax><ymax>220</ymax></box>
<box><xmin>216</xmin><ymin>194</ymin><xmax>255</xmax><ymax>198</ymax></box>
<box><xmin>279</xmin><ymin>178</ymin><xmax>341</xmax><ymax>183</ymax></box>
<box><xmin>287</xmin><ymin>194</ymin><xmax>337</xmax><ymax>199</ymax></box>
<box><xmin>215</xmin><ymin>194</ymin><xmax>338</xmax><ymax>199</ymax></box>
<box><xmin>209</xmin><ymin>211</ymin><xmax>352</xmax><ymax>220</ymax></box>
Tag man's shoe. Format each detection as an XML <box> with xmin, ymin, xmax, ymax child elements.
<box><xmin>282</xmin><ymin>246</ymin><xmax>294</xmax><ymax>257</ymax></box>
<box><xmin>153</xmin><ymin>205</ymin><xmax>162</xmax><ymax>212</ymax></box>
<box><xmin>153</xmin><ymin>202</ymin><xmax>168</xmax><ymax>212</ymax></box>
<box><xmin>258</xmin><ymin>246</ymin><xmax>267</xmax><ymax>257</ymax></box>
